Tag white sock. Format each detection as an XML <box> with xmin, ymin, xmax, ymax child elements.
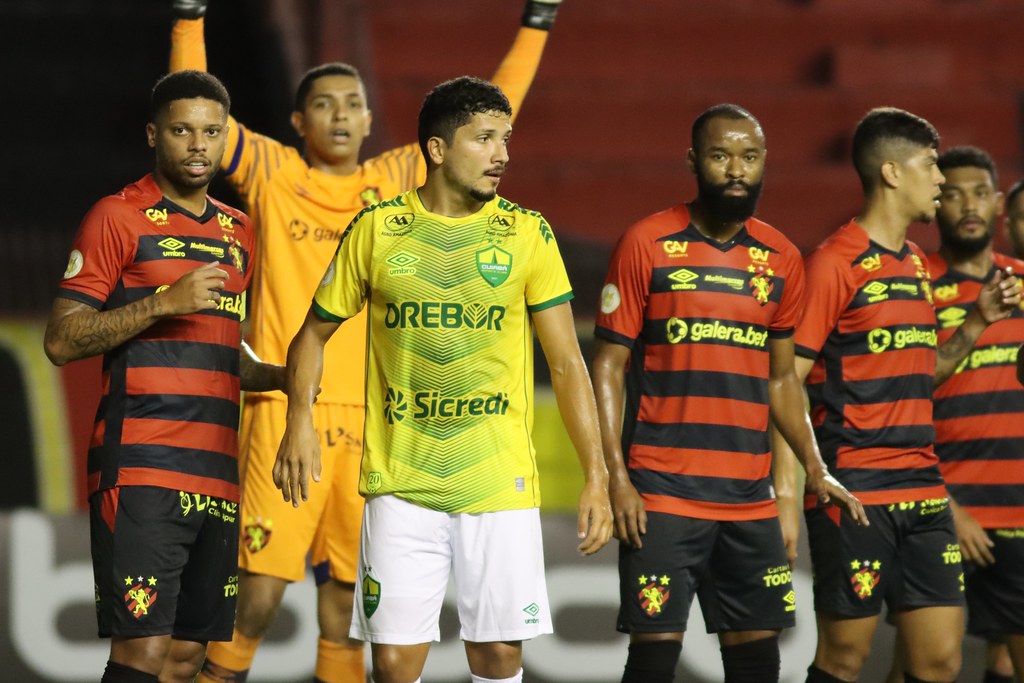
<box><xmin>470</xmin><ymin>669</ymin><xmax>523</xmax><ymax>683</ymax></box>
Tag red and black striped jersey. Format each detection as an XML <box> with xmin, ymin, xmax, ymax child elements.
<box><xmin>796</xmin><ymin>220</ymin><xmax>945</xmax><ymax>507</ymax></box>
<box><xmin>58</xmin><ymin>174</ymin><xmax>254</xmax><ymax>502</ymax></box>
<box><xmin>595</xmin><ymin>204</ymin><xmax>805</xmax><ymax>521</ymax></box>
<box><xmin>929</xmin><ymin>251</ymin><xmax>1024</xmax><ymax>528</ymax></box>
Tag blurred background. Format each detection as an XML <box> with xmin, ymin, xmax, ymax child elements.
<box><xmin>2</xmin><ymin>0</ymin><xmax>1023</xmax><ymax>680</ymax></box>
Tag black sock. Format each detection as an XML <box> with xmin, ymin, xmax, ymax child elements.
<box><xmin>622</xmin><ymin>640</ymin><xmax>682</xmax><ymax>683</ymax></box>
<box><xmin>982</xmin><ymin>671</ymin><xmax>1014</xmax><ymax>683</ymax></box>
<box><xmin>100</xmin><ymin>661</ymin><xmax>160</xmax><ymax>683</ymax></box>
<box><xmin>721</xmin><ymin>635</ymin><xmax>780</xmax><ymax>683</ymax></box>
<box><xmin>805</xmin><ymin>664</ymin><xmax>853</xmax><ymax>683</ymax></box>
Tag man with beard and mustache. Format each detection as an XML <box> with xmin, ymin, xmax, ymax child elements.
<box><xmin>920</xmin><ymin>146</ymin><xmax>1024</xmax><ymax>682</ymax></box>
<box><xmin>592</xmin><ymin>103</ymin><xmax>866</xmax><ymax>683</ymax></box>
<box><xmin>43</xmin><ymin>71</ymin><xmax>284</xmax><ymax>683</ymax></box>
<box><xmin>773</xmin><ymin>111</ymin><xmax>1021</xmax><ymax>683</ymax></box>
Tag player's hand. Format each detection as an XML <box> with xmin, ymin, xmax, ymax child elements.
<box><xmin>577</xmin><ymin>479</ymin><xmax>613</xmax><ymax>555</ymax></box>
<box><xmin>173</xmin><ymin>0</ymin><xmax>208</xmax><ymax>20</ymax></box>
<box><xmin>806</xmin><ymin>467</ymin><xmax>869</xmax><ymax>527</ymax></box>
<box><xmin>975</xmin><ymin>267</ymin><xmax>1021</xmax><ymax>325</ymax></box>
<box><xmin>522</xmin><ymin>0</ymin><xmax>561</xmax><ymax>30</ymax></box>
<box><xmin>609</xmin><ymin>473</ymin><xmax>647</xmax><ymax>548</ymax></box>
<box><xmin>775</xmin><ymin>495</ymin><xmax>800</xmax><ymax>567</ymax></box>
<box><xmin>952</xmin><ymin>504</ymin><xmax>995</xmax><ymax>567</ymax></box>
<box><xmin>156</xmin><ymin>261</ymin><xmax>228</xmax><ymax>316</ymax></box>
<box><xmin>272</xmin><ymin>417</ymin><xmax>322</xmax><ymax>507</ymax></box>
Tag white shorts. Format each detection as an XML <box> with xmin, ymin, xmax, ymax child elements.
<box><xmin>350</xmin><ymin>494</ymin><xmax>552</xmax><ymax>645</ymax></box>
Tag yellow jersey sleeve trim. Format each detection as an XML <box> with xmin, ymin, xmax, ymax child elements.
<box><xmin>312</xmin><ymin>299</ymin><xmax>346</xmax><ymax>323</ymax></box>
<box><xmin>527</xmin><ymin>291</ymin><xmax>574</xmax><ymax>313</ymax></box>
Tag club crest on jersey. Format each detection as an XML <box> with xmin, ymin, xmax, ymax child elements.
<box><xmin>849</xmin><ymin>559</ymin><xmax>882</xmax><ymax>600</ymax></box>
<box><xmin>476</xmin><ymin>246</ymin><xmax>513</xmax><ymax>287</ymax></box>
<box><xmin>123</xmin><ymin>575</ymin><xmax>158</xmax><ymax>619</ymax></box>
<box><xmin>362</xmin><ymin>572</ymin><xmax>381</xmax><ymax>618</ymax></box>
<box><xmin>910</xmin><ymin>254</ymin><xmax>934</xmax><ymax>304</ymax></box>
<box><xmin>360</xmin><ymin>186</ymin><xmax>382</xmax><ymax>207</ymax></box>
<box><xmin>243</xmin><ymin>518</ymin><xmax>273</xmax><ymax>554</ymax></box>
<box><xmin>637</xmin><ymin>574</ymin><xmax>671</xmax><ymax>616</ymax></box>
<box><xmin>749</xmin><ymin>271</ymin><xmax>774</xmax><ymax>306</ymax></box>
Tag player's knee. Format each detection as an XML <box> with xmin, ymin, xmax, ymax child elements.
<box><xmin>465</xmin><ymin>641</ymin><xmax>522</xmax><ymax>679</ymax></box>
<box><xmin>160</xmin><ymin>640</ymin><xmax>207</xmax><ymax>683</ymax></box>
<box><xmin>814</xmin><ymin>638</ymin><xmax>872</xmax><ymax>681</ymax></box>
<box><xmin>371</xmin><ymin>646</ymin><xmax>424</xmax><ymax>683</ymax></box>
<box><xmin>622</xmin><ymin>639</ymin><xmax>682</xmax><ymax>683</ymax></box>
<box><xmin>234</xmin><ymin>578</ymin><xmax>285</xmax><ymax>638</ymax></box>
<box><xmin>721</xmin><ymin>634</ymin><xmax>780</xmax><ymax>683</ymax></box>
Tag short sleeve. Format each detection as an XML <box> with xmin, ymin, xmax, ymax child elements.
<box><xmin>769</xmin><ymin>244</ymin><xmax>806</xmax><ymax>337</ymax></box>
<box><xmin>794</xmin><ymin>248</ymin><xmax>855</xmax><ymax>359</ymax></box>
<box><xmin>312</xmin><ymin>211</ymin><xmax>373</xmax><ymax>322</ymax></box>
<box><xmin>593</xmin><ymin>226</ymin><xmax>652</xmax><ymax>349</ymax></box>
<box><xmin>222</xmin><ymin>122</ymin><xmax>294</xmax><ymax>204</ymax></box>
<box><xmin>524</xmin><ymin>216</ymin><xmax>573</xmax><ymax>313</ymax></box>
<box><xmin>58</xmin><ymin>199</ymin><xmax>135</xmax><ymax>310</ymax></box>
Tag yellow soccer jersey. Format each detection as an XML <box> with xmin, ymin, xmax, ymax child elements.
<box><xmin>313</xmin><ymin>190</ymin><xmax>573</xmax><ymax>513</ymax></box>
<box><xmin>224</xmin><ymin>126</ymin><xmax>422</xmax><ymax>405</ymax></box>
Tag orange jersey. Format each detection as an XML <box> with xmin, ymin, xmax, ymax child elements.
<box><xmin>171</xmin><ymin>18</ymin><xmax>549</xmax><ymax>405</ymax></box>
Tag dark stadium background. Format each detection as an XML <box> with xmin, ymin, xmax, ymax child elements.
<box><xmin>2</xmin><ymin>0</ymin><xmax>1022</xmax><ymax>680</ymax></box>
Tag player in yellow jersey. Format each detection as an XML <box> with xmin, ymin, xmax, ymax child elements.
<box><xmin>168</xmin><ymin>1</ymin><xmax>566</xmax><ymax>681</ymax></box>
<box><xmin>274</xmin><ymin>76</ymin><xmax>612</xmax><ymax>683</ymax></box>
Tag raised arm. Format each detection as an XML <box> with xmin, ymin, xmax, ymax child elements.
<box><xmin>170</xmin><ymin>0</ymin><xmax>208</xmax><ymax>72</ymax></box>
<box><xmin>532</xmin><ymin>302</ymin><xmax>612</xmax><ymax>555</ymax></box>
<box><xmin>272</xmin><ymin>308</ymin><xmax>341</xmax><ymax>506</ymax></box>
<box><xmin>489</xmin><ymin>0</ymin><xmax>562</xmax><ymax>122</ymax></box>
<box><xmin>935</xmin><ymin>267</ymin><xmax>1021</xmax><ymax>385</ymax></box>
<box><xmin>44</xmin><ymin>261</ymin><xmax>228</xmax><ymax>366</ymax></box>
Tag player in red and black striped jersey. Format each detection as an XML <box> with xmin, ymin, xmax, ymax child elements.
<box><xmin>44</xmin><ymin>72</ymin><xmax>283</xmax><ymax>683</ymax></box>
<box><xmin>924</xmin><ymin>146</ymin><xmax>1024</xmax><ymax>680</ymax></box>
<box><xmin>782</xmin><ymin>110</ymin><xmax>1021</xmax><ymax>683</ymax></box>
<box><xmin>594</xmin><ymin>104</ymin><xmax>864</xmax><ymax>683</ymax></box>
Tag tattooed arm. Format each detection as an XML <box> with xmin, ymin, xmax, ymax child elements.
<box><xmin>239</xmin><ymin>340</ymin><xmax>285</xmax><ymax>392</ymax></box>
<box><xmin>44</xmin><ymin>261</ymin><xmax>228</xmax><ymax>366</ymax></box>
<box><xmin>935</xmin><ymin>267</ymin><xmax>1021</xmax><ymax>386</ymax></box>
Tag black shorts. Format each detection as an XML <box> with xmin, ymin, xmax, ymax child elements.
<box><xmin>617</xmin><ymin>513</ymin><xmax>796</xmax><ymax>634</ymax></box>
<box><xmin>90</xmin><ymin>486</ymin><xmax>240</xmax><ymax>641</ymax></box>
<box><xmin>966</xmin><ymin>528</ymin><xmax>1024</xmax><ymax>637</ymax></box>
<box><xmin>806</xmin><ymin>498</ymin><xmax>964</xmax><ymax>618</ymax></box>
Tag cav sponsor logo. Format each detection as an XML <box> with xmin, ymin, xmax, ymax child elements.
<box><xmin>381</xmin><ymin>212</ymin><xmax>414</xmax><ymax>236</ymax></box>
<box><xmin>748</xmin><ymin>246</ymin><xmax>771</xmax><ymax>264</ymax></box>
<box><xmin>934</xmin><ymin>283</ymin><xmax>959</xmax><ymax>302</ymax></box>
<box><xmin>937</xmin><ymin>306</ymin><xmax>967</xmax><ymax>329</ymax></box>
<box><xmin>145</xmin><ymin>208</ymin><xmax>169</xmax><ymax>225</ymax></box>
<box><xmin>386</xmin><ymin>252</ymin><xmax>419</xmax><ymax>276</ymax></box>
<box><xmin>383</xmin><ymin>388</ymin><xmax>407</xmax><ymax>424</ymax></box>
<box><xmin>862</xmin><ymin>281</ymin><xmax>889</xmax><ymax>303</ymax></box>
<box><xmin>600</xmin><ymin>283</ymin><xmax>621</xmax><ymax>314</ymax></box>
<box><xmin>158</xmin><ymin>237</ymin><xmax>186</xmax><ymax>258</ymax></box>
<box><xmin>860</xmin><ymin>254</ymin><xmax>882</xmax><ymax>272</ymax></box>
<box><xmin>636</xmin><ymin>573</ymin><xmax>671</xmax><ymax>617</ymax></box>
<box><xmin>217</xmin><ymin>212</ymin><xmax>234</xmax><ymax>229</ymax></box>
<box><xmin>63</xmin><ymin>249</ymin><xmax>83</xmax><ymax>279</ymax></box>
<box><xmin>385</xmin><ymin>301</ymin><xmax>506</xmax><ymax>330</ymax></box>
<box><xmin>661</xmin><ymin>240</ymin><xmax>689</xmax><ymax>257</ymax></box>
<box><xmin>849</xmin><ymin>559</ymin><xmax>882</xmax><ymax>600</ymax></box>
<box><xmin>668</xmin><ymin>269</ymin><xmax>699</xmax><ymax>290</ymax></box>
<box><xmin>665</xmin><ymin>317</ymin><xmax>768</xmax><ymax>348</ymax></box>
<box><xmin>476</xmin><ymin>246</ymin><xmax>513</xmax><ymax>287</ymax></box>
<box><xmin>243</xmin><ymin>517</ymin><xmax>273</xmax><ymax>554</ymax></box>
<box><xmin>123</xmin><ymin>574</ymin><xmax>159</xmax><ymax>619</ymax></box>
<box><xmin>867</xmin><ymin>326</ymin><xmax>937</xmax><ymax>353</ymax></box>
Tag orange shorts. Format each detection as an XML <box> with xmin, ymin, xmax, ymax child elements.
<box><xmin>237</xmin><ymin>396</ymin><xmax>364</xmax><ymax>584</ymax></box>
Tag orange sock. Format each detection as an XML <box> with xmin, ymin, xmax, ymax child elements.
<box><xmin>196</xmin><ymin>631</ymin><xmax>261</xmax><ymax>683</ymax></box>
<box><xmin>314</xmin><ymin>637</ymin><xmax>366</xmax><ymax>683</ymax></box>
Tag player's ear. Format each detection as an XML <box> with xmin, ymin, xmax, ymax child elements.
<box><xmin>291</xmin><ymin>111</ymin><xmax>306</xmax><ymax>139</ymax></box>
<box><xmin>996</xmin><ymin>190</ymin><xmax>1007</xmax><ymax>217</ymax></box>
<box><xmin>363</xmin><ymin>110</ymin><xmax>373</xmax><ymax>137</ymax></box>
<box><xmin>880</xmin><ymin>160</ymin><xmax>900</xmax><ymax>189</ymax></box>
<box><xmin>146</xmin><ymin>122</ymin><xmax>157</xmax><ymax>149</ymax></box>
<box><xmin>427</xmin><ymin>136</ymin><xmax>446</xmax><ymax>167</ymax></box>
<box><xmin>686</xmin><ymin>148</ymin><xmax>697</xmax><ymax>174</ymax></box>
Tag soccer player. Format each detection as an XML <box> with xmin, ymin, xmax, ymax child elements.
<box><xmin>592</xmin><ymin>104</ymin><xmax>866</xmax><ymax>683</ymax></box>
<box><xmin>168</xmin><ymin>1</ymin><xmax>566</xmax><ymax>681</ymax></box>
<box><xmin>782</xmin><ymin>109</ymin><xmax>1021</xmax><ymax>683</ymax></box>
<box><xmin>43</xmin><ymin>71</ymin><xmax>281</xmax><ymax>683</ymax></box>
<box><xmin>274</xmin><ymin>76</ymin><xmax>612</xmax><ymax>683</ymax></box>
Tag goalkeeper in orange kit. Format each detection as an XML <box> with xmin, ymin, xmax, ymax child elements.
<box><xmin>169</xmin><ymin>1</ymin><xmax>566</xmax><ymax>681</ymax></box>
